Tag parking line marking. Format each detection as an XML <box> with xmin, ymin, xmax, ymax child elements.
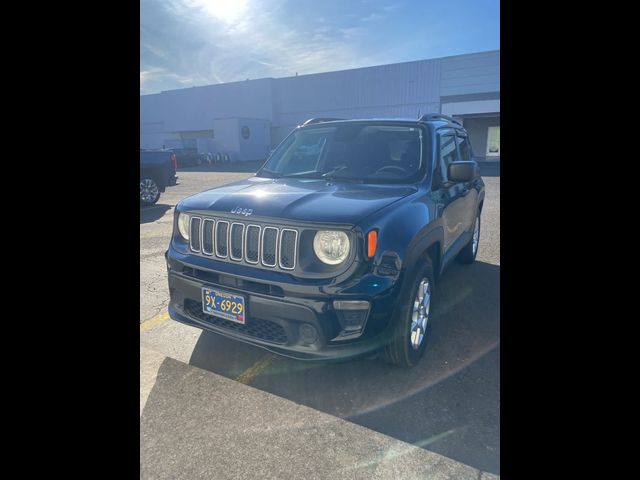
<box><xmin>236</xmin><ymin>354</ymin><xmax>277</xmax><ymax>385</ymax></box>
<box><xmin>140</xmin><ymin>312</ymin><xmax>170</xmax><ymax>332</ymax></box>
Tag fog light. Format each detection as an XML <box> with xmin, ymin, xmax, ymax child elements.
<box><xmin>333</xmin><ymin>300</ymin><xmax>371</xmax><ymax>335</ymax></box>
<box><xmin>299</xmin><ymin>324</ymin><xmax>319</xmax><ymax>345</ymax></box>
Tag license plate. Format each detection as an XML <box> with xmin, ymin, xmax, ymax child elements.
<box><xmin>202</xmin><ymin>288</ymin><xmax>246</xmax><ymax>324</ymax></box>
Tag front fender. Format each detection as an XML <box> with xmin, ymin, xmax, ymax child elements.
<box><xmin>357</xmin><ymin>191</ymin><xmax>443</xmax><ymax>278</ymax></box>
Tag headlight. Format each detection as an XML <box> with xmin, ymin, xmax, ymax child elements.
<box><xmin>177</xmin><ymin>213</ymin><xmax>190</xmax><ymax>240</ymax></box>
<box><xmin>313</xmin><ymin>230</ymin><xmax>350</xmax><ymax>265</ymax></box>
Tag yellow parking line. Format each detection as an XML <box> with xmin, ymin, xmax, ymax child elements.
<box><xmin>140</xmin><ymin>310</ymin><xmax>275</xmax><ymax>383</ymax></box>
<box><xmin>236</xmin><ymin>354</ymin><xmax>277</xmax><ymax>384</ymax></box>
<box><xmin>140</xmin><ymin>312</ymin><xmax>170</xmax><ymax>332</ymax></box>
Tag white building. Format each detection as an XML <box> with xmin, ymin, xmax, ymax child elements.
<box><xmin>140</xmin><ymin>50</ymin><xmax>499</xmax><ymax>162</ymax></box>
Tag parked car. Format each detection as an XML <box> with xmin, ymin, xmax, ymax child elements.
<box><xmin>165</xmin><ymin>114</ymin><xmax>484</xmax><ymax>367</ymax></box>
<box><xmin>173</xmin><ymin>148</ymin><xmax>203</xmax><ymax>167</ymax></box>
<box><xmin>140</xmin><ymin>149</ymin><xmax>178</xmax><ymax>206</ymax></box>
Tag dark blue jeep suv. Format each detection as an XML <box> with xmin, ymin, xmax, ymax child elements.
<box><xmin>165</xmin><ymin>115</ymin><xmax>484</xmax><ymax>367</ymax></box>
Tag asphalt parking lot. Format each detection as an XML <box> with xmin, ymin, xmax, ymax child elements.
<box><xmin>140</xmin><ymin>162</ymin><xmax>500</xmax><ymax>477</ymax></box>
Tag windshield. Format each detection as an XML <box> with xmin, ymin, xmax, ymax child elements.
<box><xmin>258</xmin><ymin>124</ymin><xmax>425</xmax><ymax>183</ymax></box>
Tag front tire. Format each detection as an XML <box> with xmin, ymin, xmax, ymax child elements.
<box><xmin>384</xmin><ymin>259</ymin><xmax>435</xmax><ymax>368</ymax></box>
<box><xmin>140</xmin><ymin>177</ymin><xmax>160</xmax><ymax>206</ymax></box>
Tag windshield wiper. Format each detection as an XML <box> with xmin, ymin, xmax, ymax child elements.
<box><xmin>321</xmin><ymin>166</ymin><xmax>348</xmax><ymax>178</ymax></box>
<box><xmin>257</xmin><ymin>168</ymin><xmax>282</xmax><ymax>178</ymax></box>
<box><xmin>260</xmin><ymin>170</ymin><xmax>325</xmax><ymax>180</ymax></box>
<box><xmin>261</xmin><ymin>167</ymin><xmax>363</xmax><ymax>183</ymax></box>
<box><xmin>322</xmin><ymin>175</ymin><xmax>363</xmax><ymax>183</ymax></box>
<box><xmin>321</xmin><ymin>166</ymin><xmax>363</xmax><ymax>183</ymax></box>
<box><xmin>277</xmin><ymin>171</ymin><xmax>324</xmax><ymax>179</ymax></box>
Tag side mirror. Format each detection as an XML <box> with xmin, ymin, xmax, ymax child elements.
<box><xmin>448</xmin><ymin>161</ymin><xmax>479</xmax><ymax>183</ymax></box>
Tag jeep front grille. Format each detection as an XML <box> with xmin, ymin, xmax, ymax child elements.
<box><xmin>189</xmin><ymin>217</ymin><xmax>201</xmax><ymax>252</ymax></box>
<box><xmin>279</xmin><ymin>229</ymin><xmax>297</xmax><ymax>269</ymax></box>
<box><xmin>230</xmin><ymin>223</ymin><xmax>244</xmax><ymax>260</ymax></box>
<box><xmin>189</xmin><ymin>216</ymin><xmax>298</xmax><ymax>271</ymax></box>
<box><xmin>262</xmin><ymin>227</ymin><xmax>278</xmax><ymax>267</ymax></box>
<box><xmin>201</xmin><ymin>219</ymin><xmax>214</xmax><ymax>255</ymax></box>
<box><xmin>215</xmin><ymin>220</ymin><xmax>229</xmax><ymax>258</ymax></box>
<box><xmin>245</xmin><ymin>225</ymin><xmax>260</xmax><ymax>264</ymax></box>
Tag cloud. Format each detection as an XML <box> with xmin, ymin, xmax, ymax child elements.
<box><xmin>382</xmin><ymin>2</ymin><xmax>402</xmax><ymax>12</ymax></box>
<box><xmin>140</xmin><ymin>67</ymin><xmax>199</xmax><ymax>93</ymax></box>
<box><xmin>140</xmin><ymin>67</ymin><xmax>164</xmax><ymax>85</ymax></box>
<box><xmin>339</xmin><ymin>26</ymin><xmax>367</xmax><ymax>40</ymax></box>
<box><xmin>140</xmin><ymin>0</ymin><xmax>382</xmax><ymax>94</ymax></box>
<box><xmin>361</xmin><ymin>13</ymin><xmax>382</xmax><ymax>22</ymax></box>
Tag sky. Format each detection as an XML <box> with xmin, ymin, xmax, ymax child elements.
<box><xmin>140</xmin><ymin>0</ymin><xmax>500</xmax><ymax>95</ymax></box>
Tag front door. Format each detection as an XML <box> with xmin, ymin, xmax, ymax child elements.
<box><xmin>455</xmin><ymin>131</ymin><xmax>479</xmax><ymax>232</ymax></box>
<box><xmin>436</xmin><ymin>129</ymin><xmax>466</xmax><ymax>250</ymax></box>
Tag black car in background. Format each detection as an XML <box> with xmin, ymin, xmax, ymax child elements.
<box><xmin>173</xmin><ymin>148</ymin><xmax>204</xmax><ymax>168</ymax></box>
<box><xmin>140</xmin><ymin>149</ymin><xmax>178</xmax><ymax>206</ymax></box>
<box><xmin>166</xmin><ymin>115</ymin><xmax>484</xmax><ymax>367</ymax></box>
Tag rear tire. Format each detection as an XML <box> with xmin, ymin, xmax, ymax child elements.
<box><xmin>140</xmin><ymin>177</ymin><xmax>161</xmax><ymax>206</ymax></box>
<box><xmin>383</xmin><ymin>258</ymin><xmax>435</xmax><ymax>368</ymax></box>
<box><xmin>456</xmin><ymin>212</ymin><xmax>480</xmax><ymax>264</ymax></box>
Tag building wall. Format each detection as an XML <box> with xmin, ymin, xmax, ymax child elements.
<box><xmin>440</xmin><ymin>50</ymin><xmax>500</xmax><ymax>97</ymax></box>
<box><xmin>211</xmin><ymin>118</ymin><xmax>242</xmax><ymax>155</ymax></box>
<box><xmin>140</xmin><ymin>78</ymin><xmax>273</xmax><ymax>132</ymax></box>
<box><xmin>140</xmin><ymin>50</ymin><xmax>500</xmax><ymax>159</ymax></box>
<box><xmin>270</xmin><ymin>58</ymin><xmax>442</xmax><ymax>143</ymax></box>
<box><xmin>237</xmin><ymin>118</ymin><xmax>272</xmax><ymax>161</ymax></box>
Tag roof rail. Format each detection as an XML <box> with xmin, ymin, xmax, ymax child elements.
<box><xmin>301</xmin><ymin>117</ymin><xmax>343</xmax><ymax>126</ymax></box>
<box><xmin>419</xmin><ymin>113</ymin><xmax>462</xmax><ymax>126</ymax></box>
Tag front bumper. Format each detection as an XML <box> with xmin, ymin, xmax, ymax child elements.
<box><xmin>166</xmin><ymin>250</ymin><xmax>401</xmax><ymax>361</ymax></box>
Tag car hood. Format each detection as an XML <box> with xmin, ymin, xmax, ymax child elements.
<box><xmin>179</xmin><ymin>176</ymin><xmax>417</xmax><ymax>225</ymax></box>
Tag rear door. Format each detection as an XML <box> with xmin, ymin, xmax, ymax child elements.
<box><xmin>435</xmin><ymin>128</ymin><xmax>466</xmax><ymax>250</ymax></box>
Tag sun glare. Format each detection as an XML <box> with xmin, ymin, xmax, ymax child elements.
<box><xmin>191</xmin><ymin>0</ymin><xmax>249</xmax><ymax>23</ymax></box>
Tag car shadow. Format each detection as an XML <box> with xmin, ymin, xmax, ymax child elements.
<box><xmin>188</xmin><ymin>260</ymin><xmax>500</xmax><ymax>474</ymax></box>
<box><xmin>178</xmin><ymin>160</ymin><xmax>265</xmax><ymax>174</ymax></box>
<box><xmin>140</xmin><ymin>204</ymin><xmax>171</xmax><ymax>224</ymax></box>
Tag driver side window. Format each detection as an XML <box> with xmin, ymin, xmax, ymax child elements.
<box><xmin>455</xmin><ymin>133</ymin><xmax>472</xmax><ymax>161</ymax></box>
<box><xmin>437</xmin><ymin>131</ymin><xmax>459</xmax><ymax>184</ymax></box>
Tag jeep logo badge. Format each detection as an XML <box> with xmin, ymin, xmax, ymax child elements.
<box><xmin>231</xmin><ymin>207</ymin><xmax>253</xmax><ymax>216</ymax></box>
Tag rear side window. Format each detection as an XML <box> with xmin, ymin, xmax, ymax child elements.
<box><xmin>437</xmin><ymin>131</ymin><xmax>459</xmax><ymax>183</ymax></box>
<box><xmin>456</xmin><ymin>133</ymin><xmax>472</xmax><ymax>161</ymax></box>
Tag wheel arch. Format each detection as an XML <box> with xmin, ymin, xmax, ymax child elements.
<box><xmin>477</xmin><ymin>190</ymin><xmax>485</xmax><ymax>213</ymax></box>
<box><xmin>401</xmin><ymin>225</ymin><xmax>444</xmax><ymax>286</ymax></box>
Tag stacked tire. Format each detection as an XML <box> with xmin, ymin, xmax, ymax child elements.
<box><xmin>212</xmin><ymin>152</ymin><xmax>231</xmax><ymax>163</ymax></box>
